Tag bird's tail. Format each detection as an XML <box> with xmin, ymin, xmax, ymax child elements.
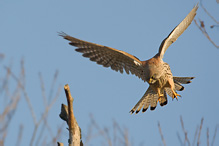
<box><xmin>173</xmin><ymin>76</ymin><xmax>194</xmax><ymax>91</ymax></box>
<box><xmin>130</xmin><ymin>86</ymin><xmax>167</xmax><ymax>114</ymax></box>
<box><xmin>130</xmin><ymin>77</ymin><xmax>194</xmax><ymax>114</ymax></box>
<box><xmin>165</xmin><ymin>76</ymin><xmax>194</xmax><ymax>97</ymax></box>
<box><xmin>173</xmin><ymin>77</ymin><xmax>194</xmax><ymax>84</ymax></box>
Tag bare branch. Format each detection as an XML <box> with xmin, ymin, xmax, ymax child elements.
<box><xmin>207</xmin><ymin>128</ymin><xmax>209</xmax><ymax>146</ymax></box>
<box><xmin>194</xmin><ymin>19</ymin><xmax>219</xmax><ymax>48</ymax></box>
<box><xmin>192</xmin><ymin>126</ymin><xmax>199</xmax><ymax>146</ymax></box>
<box><xmin>30</xmin><ymin>85</ymin><xmax>61</xmax><ymax>146</ymax></box>
<box><xmin>158</xmin><ymin>122</ymin><xmax>166</xmax><ymax>146</ymax></box>
<box><xmin>200</xmin><ymin>0</ymin><xmax>218</xmax><ymax>24</ymax></box>
<box><xmin>197</xmin><ymin>118</ymin><xmax>204</xmax><ymax>146</ymax></box>
<box><xmin>63</xmin><ymin>84</ymin><xmax>82</xmax><ymax>146</ymax></box>
<box><xmin>15</xmin><ymin>124</ymin><xmax>23</xmax><ymax>146</ymax></box>
<box><xmin>176</xmin><ymin>132</ymin><xmax>183</xmax><ymax>146</ymax></box>
<box><xmin>4</xmin><ymin>66</ymin><xmax>38</xmax><ymax>124</ymax></box>
<box><xmin>88</xmin><ymin>114</ymin><xmax>112</xmax><ymax>146</ymax></box>
<box><xmin>180</xmin><ymin>116</ymin><xmax>190</xmax><ymax>146</ymax></box>
<box><xmin>35</xmin><ymin>83</ymin><xmax>61</xmax><ymax>145</ymax></box>
<box><xmin>211</xmin><ymin>125</ymin><xmax>218</xmax><ymax>146</ymax></box>
<box><xmin>52</xmin><ymin>124</ymin><xmax>64</xmax><ymax>145</ymax></box>
<box><xmin>39</xmin><ymin>72</ymin><xmax>47</xmax><ymax>108</ymax></box>
<box><xmin>48</xmin><ymin>70</ymin><xmax>59</xmax><ymax>103</ymax></box>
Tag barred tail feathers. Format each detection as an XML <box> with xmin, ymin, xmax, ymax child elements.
<box><xmin>130</xmin><ymin>86</ymin><xmax>159</xmax><ymax>114</ymax></box>
<box><xmin>173</xmin><ymin>77</ymin><xmax>195</xmax><ymax>84</ymax></box>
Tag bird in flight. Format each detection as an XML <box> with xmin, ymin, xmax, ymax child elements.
<box><xmin>59</xmin><ymin>4</ymin><xmax>198</xmax><ymax>114</ymax></box>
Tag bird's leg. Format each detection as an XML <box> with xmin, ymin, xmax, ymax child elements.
<box><xmin>157</xmin><ymin>88</ymin><xmax>163</xmax><ymax>103</ymax></box>
<box><xmin>168</xmin><ymin>78</ymin><xmax>181</xmax><ymax>100</ymax></box>
<box><xmin>157</xmin><ymin>88</ymin><xmax>164</xmax><ymax>97</ymax></box>
<box><xmin>171</xmin><ymin>88</ymin><xmax>181</xmax><ymax>100</ymax></box>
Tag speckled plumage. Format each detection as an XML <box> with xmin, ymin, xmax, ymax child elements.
<box><xmin>59</xmin><ymin>4</ymin><xmax>198</xmax><ymax>114</ymax></box>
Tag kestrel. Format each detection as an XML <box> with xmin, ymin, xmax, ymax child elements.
<box><xmin>59</xmin><ymin>4</ymin><xmax>198</xmax><ymax>114</ymax></box>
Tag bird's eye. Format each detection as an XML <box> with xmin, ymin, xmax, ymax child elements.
<box><xmin>151</xmin><ymin>75</ymin><xmax>155</xmax><ymax>80</ymax></box>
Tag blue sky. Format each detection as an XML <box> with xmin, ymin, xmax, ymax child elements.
<box><xmin>0</xmin><ymin>0</ymin><xmax>219</xmax><ymax>145</ymax></box>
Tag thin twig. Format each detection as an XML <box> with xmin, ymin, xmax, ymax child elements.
<box><xmin>113</xmin><ymin>120</ymin><xmax>130</xmax><ymax>146</ymax></box>
<box><xmin>211</xmin><ymin>125</ymin><xmax>218</xmax><ymax>146</ymax></box>
<box><xmin>48</xmin><ymin>70</ymin><xmax>59</xmax><ymax>103</ymax></box>
<box><xmin>192</xmin><ymin>126</ymin><xmax>199</xmax><ymax>146</ymax></box>
<box><xmin>30</xmin><ymin>85</ymin><xmax>61</xmax><ymax>146</ymax></box>
<box><xmin>194</xmin><ymin>19</ymin><xmax>219</xmax><ymax>48</ymax></box>
<box><xmin>176</xmin><ymin>132</ymin><xmax>183</xmax><ymax>146</ymax></box>
<box><xmin>89</xmin><ymin>114</ymin><xmax>112</xmax><ymax>146</ymax></box>
<box><xmin>200</xmin><ymin>0</ymin><xmax>218</xmax><ymax>24</ymax></box>
<box><xmin>4</xmin><ymin>66</ymin><xmax>37</xmax><ymax>125</ymax></box>
<box><xmin>197</xmin><ymin>118</ymin><xmax>204</xmax><ymax>146</ymax></box>
<box><xmin>16</xmin><ymin>124</ymin><xmax>23</xmax><ymax>146</ymax></box>
<box><xmin>52</xmin><ymin>123</ymin><xmax>64</xmax><ymax>145</ymax></box>
<box><xmin>36</xmin><ymin>72</ymin><xmax>61</xmax><ymax>145</ymax></box>
<box><xmin>207</xmin><ymin>127</ymin><xmax>209</xmax><ymax>146</ymax></box>
<box><xmin>113</xmin><ymin>120</ymin><xmax>117</xmax><ymax>146</ymax></box>
<box><xmin>158</xmin><ymin>122</ymin><xmax>166</xmax><ymax>146</ymax></box>
<box><xmin>0</xmin><ymin>62</ymin><xmax>12</xmax><ymax>98</ymax></box>
<box><xmin>180</xmin><ymin>116</ymin><xmax>190</xmax><ymax>146</ymax></box>
<box><xmin>39</xmin><ymin>72</ymin><xmax>47</xmax><ymax>108</ymax></box>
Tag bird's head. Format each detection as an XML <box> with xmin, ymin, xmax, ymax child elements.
<box><xmin>144</xmin><ymin>57</ymin><xmax>162</xmax><ymax>85</ymax></box>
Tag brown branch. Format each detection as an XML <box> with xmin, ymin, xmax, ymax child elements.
<box><xmin>64</xmin><ymin>84</ymin><xmax>74</xmax><ymax>146</ymax></box>
<box><xmin>113</xmin><ymin>120</ymin><xmax>130</xmax><ymax>146</ymax></box>
<box><xmin>200</xmin><ymin>0</ymin><xmax>218</xmax><ymax>24</ymax></box>
<box><xmin>194</xmin><ymin>19</ymin><xmax>219</xmax><ymax>48</ymax></box>
<box><xmin>197</xmin><ymin>118</ymin><xmax>204</xmax><ymax>146</ymax></box>
<box><xmin>16</xmin><ymin>124</ymin><xmax>23</xmax><ymax>146</ymax></box>
<box><xmin>158</xmin><ymin>122</ymin><xmax>166</xmax><ymax>146</ymax></box>
<box><xmin>0</xmin><ymin>62</ymin><xmax>12</xmax><ymax>98</ymax></box>
<box><xmin>207</xmin><ymin>128</ymin><xmax>209</xmax><ymax>146</ymax></box>
<box><xmin>192</xmin><ymin>126</ymin><xmax>199</xmax><ymax>146</ymax></box>
<box><xmin>4</xmin><ymin>66</ymin><xmax>38</xmax><ymax>125</ymax></box>
<box><xmin>52</xmin><ymin>124</ymin><xmax>64</xmax><ymax>145</ymax></box>
<box><xmin>36</xmin><ymin>72</ymin><xmax>61</xmax><ymax>145</ymax></box>
<box><xmin>30</xmin><ymin>85</ymin><xmax>61</xmax><ymax>146</ymax></box>
<box><xmin>176</xmin><ymin>132</ymin><xmax>183</xmax><ymax>145</ymax></box>
<box><xmin>89</xmin><ymin>114</ymin><xmax>112</xmax><ymax>146</ymax></box>
<box><xmin>180</xmin><ymin>116</ymin><xmax>190</xmax><ymax>146</ymax></box>
<box><xmin>63</xmin><ymin>84</ymin><xmax>82</xmax><ymax>146</ymax></box>
<box><xmin>48</xmin><ymin>70</ymin><xmax>59</xmax><ymax>103</ymax></box>
<box><xmin>39</xmin><ymin>72</ymin><xmax>47</xmax><ymax>108</ymax></box>
<box><xmin>211</xmin><ymin>125</ymin><xmax>218</xmax><ymax>146</ymax></box>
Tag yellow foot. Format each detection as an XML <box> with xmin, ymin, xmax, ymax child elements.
<box><xmin>157</xmin><ymin>97</ymin><xmax>162</xmax><ymax>103</ymax></box>
<box><xmin>172</xmin><ymin>91</ymin><xmax>181</xmax><ymax>100</ymax></box>
<box><xmin>158</xmin><ymin>93</ymin><xmax>164</xmax><ymax>97</ymax></box>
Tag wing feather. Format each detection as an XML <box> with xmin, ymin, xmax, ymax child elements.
<box><xmin>59</xmin><ymin>32</ymin><xmax>145</xmax><ymax>81</ymax></box>
<box><xmin>158</xmin><ymin>4</ymin><xmax>198</xmax><ymax>59</ymax></box>
<box><xmin>130</xmin><ymin>86</ymin><xmax>159</xmax><ymax>114</ymax></box>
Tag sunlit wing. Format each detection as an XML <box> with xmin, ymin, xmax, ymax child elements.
<box><xmin>59</xmin><ymin>32</ymin><xmax>145</xmax><ymax>81</ymax></box>
<box><xmin>130</xmin><ymin>86</ymin><xmax>159</xmax><ymax>114</ymax></box>
<box><xmin>158</xmin><ymin>4</ymin><xmax>198</xmax><ymax>59</ymax></box>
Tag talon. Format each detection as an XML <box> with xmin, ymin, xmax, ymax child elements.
<box><xmin>172</xmin><ymin>91</ymin><xmax>181</xmax><ymax>100</ymax></box>
<box><xmin>157</xmin><ymin>97</ymin><xmax>162</xmax><ymax>103</ymax></box>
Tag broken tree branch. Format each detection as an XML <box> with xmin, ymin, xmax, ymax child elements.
<box><xmin>59</xmin><ymin>84</ymin><xmax>83</xmax><ymax>146</ymax></box>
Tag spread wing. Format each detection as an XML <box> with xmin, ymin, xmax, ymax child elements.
<box><xmin>158</xmin><ymin>4</ymin><xmax>198</xmax><ymax>59</ymax></box>
<box><xmin>59</xmin><ymin>32</ymin><xmax>145</xmax><ymax>81</ymax></box>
